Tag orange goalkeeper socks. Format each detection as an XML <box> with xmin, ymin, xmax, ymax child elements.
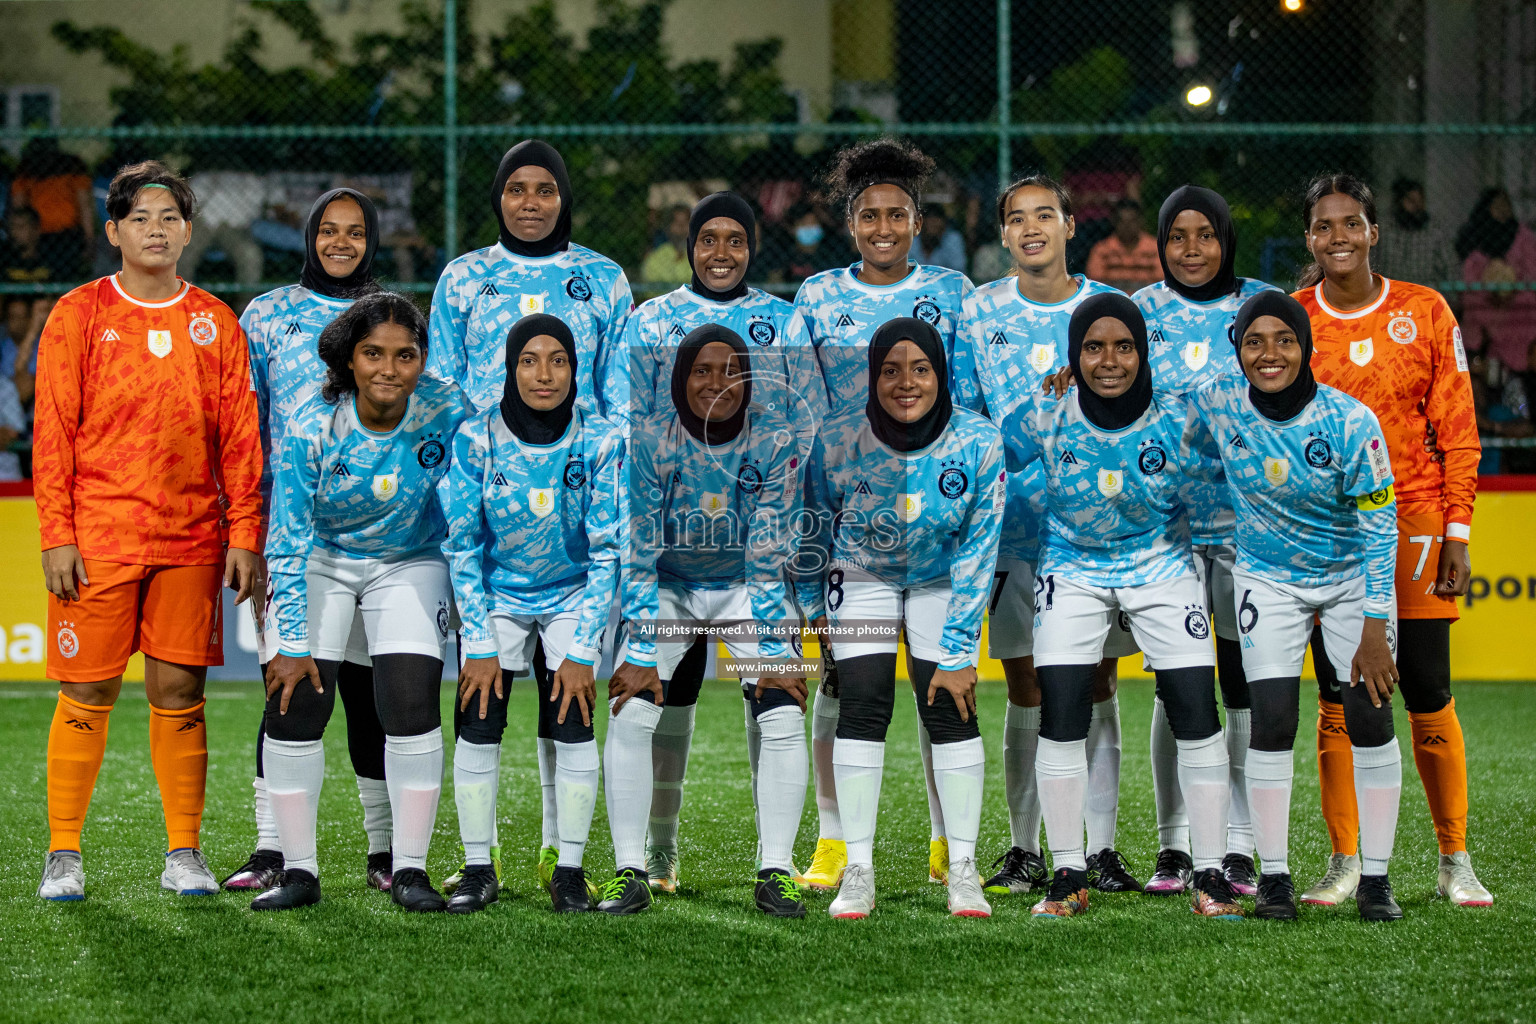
<box><xmin>1409</xmin><ymin>698</ymin><xmax>1469</xmax><ymax>855</ymax></box>
<box><xmin>149</xmin><ymin>702</ymin><xmax>208</xmax><ymax>851</ymax></box>
<box><xmin>47</xmin><ymin>693</ymin><xmax>112</xmax><ymax>852</ymax></box>
<box><xmin>1315</xmin><ymin>698</ymin><xmax>1359</xmax><ymax>857</ymax></box>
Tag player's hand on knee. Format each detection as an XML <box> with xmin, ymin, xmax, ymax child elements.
<box><xmin>1435</xmin><ymin>539</ymin><xmax>1470</xmax><ymax>596</ymax></box>
<box><xmin>609</xmin><ymin>660</ymin><xmax>661</xmax><ymax>714</ymax></box>
<box><xmin>929</xmin><ymin>665</ymin><xmax>979</xmax><ymax>722</ymax></box>
<box><xmin>755</xmin><ymin>674</ymin><xmax>808</xmax><ymax>712</ymax></box>
<box><xmin>552</xmin><ymin>658</ymin><xmax>597</xmax><ymax>727</ymax></box>
<box><xmin>266</xmin><ymin>654</ymin><xmax>323</xmax><ymax>715</ymax></box>
<box><xmin>224</xmin><ymin>546</ymin><xmax>259</xmax><ymax>605</ymax></box>
<box><xmin>42</xmin><ymin>544</ymin><xmax>88</xmax><ymax>601</ymax></box>
<box><xmin>457</xmin><ymin>656</ymin><xmax>503</xmax><ymax>720</ymax></box>
<box><xmin>1350</xmin><ymin>617</ymin><xmax>1400</xmax><ymax>708</ymax></box>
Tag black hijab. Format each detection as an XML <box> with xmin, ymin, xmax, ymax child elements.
<box><xmin>1229</xmin><ymin>290</ymin><xmax>1317</xmax><ymax>422</ymax></box>
<box><xmin>1454</xmin><ymin>188</ymin><xmax>1520</xmax><ymax>262</ymax></box>
<box><xmin>1157</xmin><ymin>185</ymin><xmax>1238</xmax><ymax>303</ymax></box>
<box><xmin>687</xmin><ymin>192</ymin><xmax>756</xmax><ymax>302</ymax></box>
<box><xmin>500</xmin><ymin>314</ymin><xmax>578</xmax><ymax>445</ymax></box>
<box><xmin>1068</xmin><ymin>292</ymin><xmax>1154</xmax><ymax>431</ymax></box>
<box><xmin>671</xmin><ymin>323</ymin><xmax>752</xmax><ymax>446</ymax></box>
<box><xmin>493</xmin><ymin>140</ymin><xmax>572</xmax><ymax>259</ymax></box>
<box><xmin>301</xmin><ymin>188</ymin><xmax>379</xmax><ymax>299</ymax></box>
<box><xmin>866</xmin><ymin>316</ymin><xmax>952</xmax><ymax>453</ymax></box>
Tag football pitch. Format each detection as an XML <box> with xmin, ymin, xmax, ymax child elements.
<box><xmin>2</xmin><ymin>678</ymin><xmax>1531</xmax><ymax>1024</ymax></box>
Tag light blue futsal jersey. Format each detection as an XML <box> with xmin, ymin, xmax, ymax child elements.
<box><xmin>1188</xmin><ymin>377</ymin><xmax>1398</xmax><ymax>617</ymax></box>
<box><xmin>428</xmin><ymin>241</ymin><xmax>632</xmax><ymax>415</ymax></box>
<box><xmin>609</xmin><ymin>285</ymin><xmax>828</xmax><ymax>440</ymax></box>
<box><xmin>266</xmin><ymin>374</ymin><xmax>471</xmax><ymax>654</ymax></box>
<box><xmin>242</xmin><ymin>284</ymin><xmax>357</xmax><ymax>503</ymax></box>
<box><xmin>439</xmin><ymin>407</ymin><xmax>624</xmax><ymax>666</ymax></box>
<box><xmin>622</xmin><ymin>405</ymin><xmax>803</xmax><ymax>666</ymax></box>
<box><xmin>795</xmin><ymin>262</ymin><xmax>982</xmax><ymax>416</ymax></box>
<box><xmin>1002</xmin><ymin>390</ymin><xmax>1202</xmax><ymax>589</ymax></box>
<box><xmin>964</xmin><ymin>274</ymin><xmax>1122</xmax><ymax>562</ymax></box>
<box><xmin>1133</xmin><ymin>278</ymin><xmax>1277</xmax><ymax>543</ymax></box>
<box><xmin>799</xmin><ymin>408</ymin><xmax>1004</xmax><ymax>668</ymax></box>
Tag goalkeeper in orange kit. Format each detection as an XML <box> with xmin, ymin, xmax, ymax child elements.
<box><xmin>33</xmin><ymin>161</ymin><xmax>262</xmax><ymax>900</ymax></box>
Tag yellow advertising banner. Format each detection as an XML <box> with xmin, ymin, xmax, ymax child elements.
<box><xmin>2</xmin><ymin>490</ymin><xmax>1533</xmax><ymax>682</ymax></box>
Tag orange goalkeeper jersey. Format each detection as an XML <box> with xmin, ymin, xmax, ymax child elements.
<box><xmin>1295</xmin><ymin>278</ymin><xmax>1478</xmax><ymax>538</ymax></box>
<box><xmin>33</xmin><ymin>275</ymin><xmax>263</xmax><ymax>564</ymax></box>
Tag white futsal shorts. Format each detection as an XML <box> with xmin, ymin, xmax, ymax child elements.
<box><xmin>988</xmin><ymin>556</ymin><xmax>1139</xmax><ymax>661</ymax></box>
<box><xmin>1193</xmin><ymin>542</ymin><xmax>1240</xmax><ymax>643</ymax></box>
<box><xmin>263</xmin><ymin>549</ymin><xmax>451</xmax><ymax>663</ymax></box>
<box><xmin>479</xmin><ymin>608</ymin><xmax>584</xmax><ymax>674</ymax></box>
<box><xmin>620</xmin><ymin>583</ymin><xmax>778</xmax><ymax>681</ymax></box>
<box><xmin>1230</xmin><ymin>570</ymin><xmax>1397</xmax><ymax>681</ymax></box>
<box><xmin>258</xmin><ymin>593</ymin><xmax>371</xmax><ymax>666</ymax></box>
<box><xmin>825</xmin><ymin>574</ymin><xmax>977</xmax><ymax>668</ymax></box>
<box><xmin>1032</xmin><ymin>571</ymin><xmax>1216</xmax><ymax>670</ymax></box>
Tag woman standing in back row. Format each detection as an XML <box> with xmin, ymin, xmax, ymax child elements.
<box><xmin>1293</xmin><ymin>172</ymin><xmax>1490</xmax><ymax>909</ymax></box>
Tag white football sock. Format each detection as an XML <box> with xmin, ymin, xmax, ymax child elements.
<box><xmin>1035</xmin><ymin>736</ymin><xmax>1089</xmax><ymax>872</ymax></box>
<box><xmin>1003</xmin><ymin>702</ymin><xmax>1041</xmax><ymax>853</ymax></box>
<box><xmin>1085</xmin><ymin>696</ymin><xmax>1122</xmax><ymax>854</ymax></box>
<box><xmin>832</xmin><ymin>738</ymin><xmax>885</xmax><ymax>868</ymax></box>
<box><xmin>453</xmin><ymin>738</ymin><xmax>499</xmax><ymax>865</ymax></box>
<box><xmin>1150</xmin><ymin>697</ymin><xmax>1189</xmax><ymax>853</ymax></box>
<box><xmin>1223</xmin><ymin>707</ymin><xmax>1254</xmax><ymax>858</ymax></box>
<box><xmin>1353</xmin><ymin>739</ymin><xmax>1402</xmax><ymax>877</ymax></box>
<box><xmin>554</xmin><ymin>739</ymin><xmax>600</xmax><ymax>869</ymax></box>
<box><xmin>356</xmin><ymin>776</ymin><xmax>392</xmax><ymax>856</ymax></box>
<box><xmin>744</xmin><ymin>696</ymin><xmax>763</xmax><ymax>863</ymax></box>
<box><xmin>932</xmin><ymin>737</ymin><xmax>985</xmax><ymax>869</ymax></box>
<box><xmin>915</xmin><ymin>702</ymin><xmax>946</xmax><ymax>841</ymax></box>
<box><xmin>1175</xmin><ymin>731</ymin><xmax>1231</xmax><ymax>873</ymax></box>
<box><xmin>755</xmin><ymin>706</ymin><xmax>808</xmax><ymax>873</ymax></box>
<box><xmin>811</xmin><ymin>690</ymin><xmax>842</xmax><ymax>840</ymax></box>
<box><xmin>1244</xmin><ymin>747</ymin><xmax>1294</xmax><ymax>877</ymax></box>
<box><xmin>537</xmin><ymin>736</ymin><xmax>558</xmax><ymax>851</ymax></box>
<box><xmin>604</xmin><ymin>697</ymin><xmax>661</xmax><ymax>871</ymax></box>
<box><xmin>648</xmin><ymin>703</ymin><xmax>695</xmax><ymax>854</ymax></box>
<box><xmin>385</xmin><ymin>730</ymin><xmax>444</xmax><ymax>872</ymax></box>
<box><xmin>252</xmin><ymin>775</ymin><xmax>281</xmax><ymax>853</ymax></box>
<box><xmin>263</xmin><ymin>737</ymin><xmax>324</xmax><ymax>877</ymax></box>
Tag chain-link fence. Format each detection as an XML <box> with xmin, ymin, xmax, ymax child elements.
<box><xmin>1</xmin><ymin>0</ymin><xmax>1534</xmax><ymax>466</ymax></box>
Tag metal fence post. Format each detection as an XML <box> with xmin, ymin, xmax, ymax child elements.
<box><xmin>997</xmin><ymin>0</ymin><xmax>1011</xmax><ymax>191</ymax></box>
<box><xmin>444</xmin><ymin>0</ymin><xmax>459</xmax><ymax>261</ymax></box>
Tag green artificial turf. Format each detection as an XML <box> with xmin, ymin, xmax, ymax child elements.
<box><xmin>1</xmin><ymin>679</ymin><xmax>1530</xmax><ymax>1024</ymax></box>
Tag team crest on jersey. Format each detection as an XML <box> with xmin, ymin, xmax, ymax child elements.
<box><xmin>147</xmin><ymin>329</ymin><xmax>173</xmax><ymax>358</ymax></box>
<box><xmin>913</xmin><ymin>297</ymin><xmax>941</xmax><ymax>325</ymax></box>
<box><xmin>1304</xmin><ymin>435</ymin><xmax>1332</xmax><ymax>468</ymax></box>
<box><xmin>1349</xmin><ymin>338</ymin><xmax>1373</xmax><ymax>366</ymax></box>
<box><xmin>519</xmin><ymin>293</ymin><xmax>546</xmax><ymax>316</ymax></box>
<box><xmin>565</xmin><ymin>274</ymin><xmax>593</xmax><ymax>302</ymax></box>
<box><xmin>938</xmin><ymin>465</ymin><xmax>968</xmax><ymax>499</ymax></box>
<box><xmin>1097</xmin><ymin>469</ymin><xmax>1123</xmax><ymax>498</ymax></box>
<box><xmin>897</xmin><ymin>493</ymin><xmax>923</xmax><ymax>522</ymax></box>
<box><xmin>737</xmin><ymin>464</ymin><xmax>764</xmax><ymax>494</ymax></box>
<box><xmin>1387</xmin><ymin>312</ymin><xmax>1418</xmax><ymax>344</ymax></box>
<box><xmin>416</xmin><ymin>435</ymin><xmax>446</xmax><ymax>469</ymax></box>
<box><xmin>701</xmin><ymin>492</ymin><xmax>730</xmax><ymax>516</ymax></box>
<box><xmin>1137</xmin><ymin>441</ymin><xmax>1166</xmax><ymax>475</ymax></box>
<box><xmin>1029</xmin><ymin>343</ymin><xmax>1055</xmax><ymax>374</ymax></box>
<box><xmin>56</xmin><ymin>622</ymin><xmax>79</xmax><ymax>659</ymax></box>
<box><xmin>1182</xmin><ymin>342</ymin><xmax>1208</xmax><ymax>371</ymax></box>
<box><xmin>748</xmin><ymin>318</ymin><xmax>776</xmax><ymax>346</ymax></box>
<box><xmin>1183</xmin><ymin>605</ymin><xmax>1211</xmax><ymax>640</ymax></box>
<box><xmin>1263</xmin><ymin>457</ymin><xmax>1289</xmax><ymax>486</ymax></box>
<box><xmin>563</xmin><ymin>459</ymin><xmax>586</xmax><ymax>489</ymax></box>
<box><xmin>528</xmin><ymin>487</ymin><xmax>555</xmax><ymax>518</ymax></box>
<box><xmin>371</xmin><ymin>473</ymin><xmax>398</xmax><ymax>501</ymax></box>
<box><xmin>189</xmin><ymin>314</ymin><xmax>218</xmax><ymax>345</ymax></box>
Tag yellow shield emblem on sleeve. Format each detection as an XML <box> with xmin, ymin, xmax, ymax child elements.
<box><xmin>1263</xmin><ymin>457</ymin><xmax>1289</xmax><ymax>486</ymax></box>
<box><xmin>897</xmin><ymin>493</ymin><xmax>923</xmax><ymax>522</ymax></box>
<box><xmin>371</xmin><ymin>473</ymin><xmax>398</xmax><ymax>501</ymax></box>
<box><xmin>1097</xmin><ymin>469</ymin><xmax>1123</xmax><ymax>498</ymax></box>
<box><xmin>528</xmin><ymin>487</ymin><xmax>555</xmax><ymax>518</ymax></box>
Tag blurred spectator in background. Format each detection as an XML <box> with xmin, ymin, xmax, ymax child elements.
<box><xmin>1086</xmin><ymin>198</ymin><xmax>1161</xmax><ymax>292</ymax></box>
<box><xmin>1</xmin><ymin>207</ymin><xmax>56</xmax><ymax>286</ymax></box>
<box><xmin>761</xmin><ymin>202</ymin><xmax>851</xmax><ymax>286</ymax></box>
<box><xmin>181</xmin><ymin>169</ymin><xmax>270</xmax><ymax>287</ymax></box>
<box><xmin>9</xmin><ymin>138</ymin><xmax>93</xmax><ymax>279</ymax></box>
<box><xmin>1469</xmin><ymin>347</ymin><xmax>1535</xmax><ymax>474</ymax></box>
<box><xmin>914</xmin><ymin>206</ymin><xmax>967</xmax><ymax>272</ymax></box>
<box><xmin>641</xmin><ymin>204</ymin><xmax>692</xmax><ymax>285</ymax></box>
<box><xmin>1375</xmin><ymin>177</ymin><xmax>1452</xmax><ymax>288</ymax></box>
<box><xmin>0</xmin><ymin>367</ymin><xmax>24</xmax><ymax>481</ymax></box>
<box><xmin>1457</xmin><ymin>187</ymin><xmax>1536</xmax><ymax>372</ymax></box>
<box><xmin>0</xmin><ymin>295</ymin><xmax>44</xmax><ymax>407</ymax></box>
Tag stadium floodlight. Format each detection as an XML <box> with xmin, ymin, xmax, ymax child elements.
<box><xmin>1184</xmin><ymin>84</ymin><xmax>1214</xmax><ymax>108</ymax></box>
<box><xmin>1282</xmin><ymin>0</ymin><xmax>1304</xmax><ymax>11</ymax></box>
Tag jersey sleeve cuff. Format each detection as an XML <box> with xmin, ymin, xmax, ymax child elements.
<box><xmin>564</xmin><ymin>644</ymin><xmax>599</xmax><ymax>667</ymax></box>
<box><xmin>1444</xmin><ymin>522</ymin><xmax>1471</xmax><ymax>543</ymax></box>
<box><xmin>1363</xmin><ymin>610</ymin><xmax>1390</xmax><ymax>621</ymax></box>
<box><xmin>278</xmin><ymin>647</ymin><xmax>310</xmax><ymax>659</ymax></box>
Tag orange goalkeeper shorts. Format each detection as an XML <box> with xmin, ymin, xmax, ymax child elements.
<box><xmin>1394</xmin><ymin>510</ymin><xmax>1461</xmax><ymax>622</ymax></box>
<box><xmin>47</xmin><ymin>560</ymin><xmax>224</xmax><ymax>682</ymax></box>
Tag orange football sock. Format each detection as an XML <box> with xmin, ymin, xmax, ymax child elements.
<box><xmin>149</xmin><ymin>702</ymin><xmax>208</xmax><ymax>851</ymax></box>
<box><xmin>1315</xmin><ymin>698</ymin><xmax>1358</xmax><ymax>856</ymax></box>
<box><xmin>1409</xmin><ymin>699</ymin><xmax>1468</xmax><ymax>855</ymax></box>
<box><xmin>47</xmin><ymin>693</ymin><xmax>113</xmax><ymax>852</ymax></box>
